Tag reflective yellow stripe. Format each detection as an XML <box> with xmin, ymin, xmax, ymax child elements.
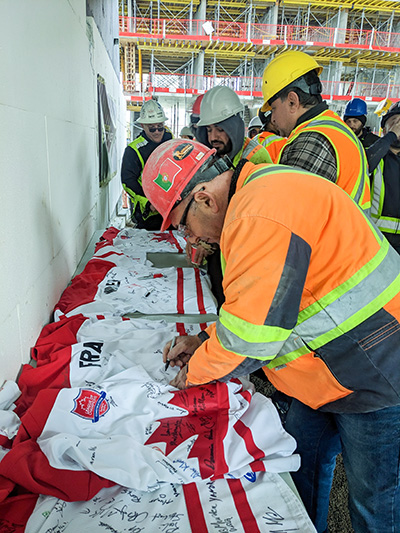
<box><xmin>217</xmin><ymin>307</ymin><xmax>291</xmax><ymax>359</ymax></box>
<box><xmin>269</xmin><ymin>241</ymin><xmax>400</xmax><ymax>367</ymax></box>
<box><xmin>128</xmin><ymin>138</ymin><xmax>145</xmax><ymax>169</ymax></box>
<box><xmin>298</xmin><ymin>237</ymin><xmax>389</xmax><ymax>325</ymax></box>
<box><xmin>371</xmin><ymin>160</ymin><xmax>400</xmax><ymax>232</ymax></box>
<box><xmin>279</xmin><ymin>112</ymin><xmax>369</xmax><ymax>210</ymax></box>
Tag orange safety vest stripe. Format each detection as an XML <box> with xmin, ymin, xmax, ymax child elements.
<box><xmin>256</xmin><ymin>132</ymin><xmax>287</xmax><ymax>163</ymax></box>
<box><xmin>278</xmin><ymin>109</ymin><xmax>371</xmax><ymax>210</ymax></box>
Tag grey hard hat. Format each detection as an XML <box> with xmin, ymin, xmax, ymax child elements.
<box><xmin>197</xmin><ymin>86</ymin><xmax>243</xmax><ymax>126</ymax></box>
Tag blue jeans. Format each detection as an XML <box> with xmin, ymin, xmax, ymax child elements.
<box><xmin>285</xmin><ymin>399</ymin><xmax>400</xmax><ymax>533</ymax></box>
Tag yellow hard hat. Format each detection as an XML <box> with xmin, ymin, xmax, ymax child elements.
<box><xmin>261</xmin><ymin>51</ymin><xmax>323</xmax><ymax>112</ymax></box>
<box><xmin>374</xmin><ymin>98</ymin><xmax>393</xmax><ymax>117</ymax></box>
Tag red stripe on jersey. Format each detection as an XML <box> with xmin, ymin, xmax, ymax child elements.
<box><xmin>234</xmin><ymin>419</ymin><xmax>265</xmax><ymax>463</ymax></box>
<box><xmin>228</xmin><ymin>478</ymin><xmax>261</xmax><ymax>533</ymax></box>
<box><xmin>168</xmin><ymin>230</ymin><xmax>183</xmax><ymax>253</ymax></box>
<box><xmin>183</xmin><ymin>483</ymin><xmax>208</xmax><ymax>531</ymax></box>
<box><xmin>95</xmin><ymin>250</ymin><xmax>124</xmax><ymax>259</ymax></box>
<box><xmin>176</xmin><ymin>268</ymin><xmax>184</xmax><ymax>314</ymax></box>
<box><xmin>211</xmin><ymin>382</ymin><xmax>230</xmax><ymax>478</ymax></box>
<box><xmin>175</xmin><ymin>322</ymin><xmax>187</xmax><ymax>336</ymax></box>
<box><xmin>194</xmin><ymin>268</ymin><xmax>206</xmax><ymax>314</ymax></box>
<box><xmin>55</xmin><ymin>259</ymin><xmax>114</xmax><ymax>315</ymax></box>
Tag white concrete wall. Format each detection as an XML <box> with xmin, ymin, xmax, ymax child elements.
<box><xmin>0</xmin><ymin>0</ymin><xmax>125</xmax><ymax>382</ymax></box>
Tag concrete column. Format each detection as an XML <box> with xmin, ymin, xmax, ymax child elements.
<box><xmin>194</xmin><ymin>0</ymin><xmax>207</xmax><ymax>21</ymax></box>
<box><xmin>259</xmin><ymin>4</ymin><xmax>278</xmax><ymax>25</ymax></box>
<box><xmin>332</xmin><ymin>8</ymin><xmax>349</xmax><ymax>45</ymax></box>
<box><xmin>193</xmin><ymin>50</ymin><xmax>205</xmax><ymax>90</ymax></box>
<box><xmin>391</xmin><ymin>65</ymin><xmax>400</xmax><ymax>99</ymax></box>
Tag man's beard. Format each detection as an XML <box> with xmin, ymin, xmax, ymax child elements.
<box><xmin>354</xmin><ymin>124</ymin><xmax>363</xmax><ymax>137</ymax></box>
<box><xmin>213</xmin><ymin>139</ymin><xmax>232</xmax><ymax>156</ymax></box>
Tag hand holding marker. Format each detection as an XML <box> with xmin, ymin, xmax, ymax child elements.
<box><xmin>164</xmin><ymin>336</ymin><xmax>176</xmax><ymax>371</ymax></box>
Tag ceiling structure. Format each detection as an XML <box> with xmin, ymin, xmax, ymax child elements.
<box><xmin>119</xmin><ymin>0</ymin><xmax>400</xmax><ymax>101</ymax></box>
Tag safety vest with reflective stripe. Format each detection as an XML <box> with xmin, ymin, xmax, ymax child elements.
<box><xmin>122</xmin><ymin>135</ymin><xmax>162</xmax><ymax>223</ymax></box>
<box><xmin>186</xmin><ymin>162</ymin><xmax>400</xmax><ymax>412</ymax></box>
<box><xmin>371</xmin><ymin>159</ymin><xmax>400</xmax><ymax>234</ymax></box>
<box><xmin>232</xmin><ymin>137</ymin><xmax>273</xmax><ymax>167</ymax></box>
<box><xmin>278</xmin><ymin>109</ymin><xmax>371</xmax><ymax>212</ymax></box>
<box><xmin>256</xmin><ymin>131</ymin><xmax>287</xmax><ymax>163</ymax></box>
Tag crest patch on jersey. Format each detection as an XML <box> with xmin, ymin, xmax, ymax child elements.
<box><xmin>71</xmin><ymin>388</ymin><xmax>110</xmax><ymax>423</ymax></box>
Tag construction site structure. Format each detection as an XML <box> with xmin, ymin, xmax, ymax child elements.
<box><xmin>119</xmin><ymin>0</ymin><xmax>400</xmax><ymax>133</ymax></box>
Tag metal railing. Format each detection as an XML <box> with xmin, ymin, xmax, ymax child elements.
<box><xmin>123</xmin><ymin>72</ymin><xmax>400</xmax><ymax>101</ymax></box>
<box><xmin>120</xmin><ymin>16</ymin><xmax>400</xmax><ymax>51</ymax></box>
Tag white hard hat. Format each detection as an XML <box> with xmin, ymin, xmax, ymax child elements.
<box><xmin>197</xmin><ymin>86</ymin><xmax>244</xmax><ymax>126</ymax></box>
<box><xmin>135</xmin><ymin>100</ymin><xmax>167</xmax><ymax>124</ymax></box>
<box><xmin>180</xmin><ymin>126</ymin><xmax>193</xmax><ymax>137</ymax></box>
<box><xmin>248</xmin><ymin>116</ymin><xmax>263</xmax><ymax>129</ymax></box>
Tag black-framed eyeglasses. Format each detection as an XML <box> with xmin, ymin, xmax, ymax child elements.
<box><xmin>177</xmin><ymin>195</ymin><xmax>196</xmax><ymax>235</ymax></box>
<box><xmin>177</xmin><ymin>187</ymin><xmax>205</xmax><ymax>235</ymax></box>
<box><xmin>148</xmin><ymin>126</ymin><xmax>165</xmax><ymax>133</ymax></box>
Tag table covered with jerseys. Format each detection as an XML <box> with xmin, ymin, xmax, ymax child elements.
<box><xmin>0</xmin><ymin>227</ymin><xmax>316</xmax><ymax>532</ymax></box>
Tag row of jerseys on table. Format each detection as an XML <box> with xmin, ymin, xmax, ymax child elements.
<box><xmin>0</xmin><ymin>227</ymin><xmax>316</xmax><ymax>532</ymax></box>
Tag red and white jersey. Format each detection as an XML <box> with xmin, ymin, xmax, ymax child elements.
<box><xmin>54</xmin><ymin>255</ymin><xmax>217</xmax><ymax>319</ymax></box>
<box><xmin>96</xmin><ymin>227</ymin><xmax>186</xmax><ymax>254</ymax></box>
<box><xmin>26</xmin><ymin>472</ymin><xmax>316</xmax><ymax>533</ymax></box>
<box><xmin>36</xmin><ymin>370</ymin><xmax>299</xmax><ymax>491</ymax></box>
<box><xmin>18</xmin><ymin>316</ymin><xmax>209</xmax><ymax>416</ymax></box>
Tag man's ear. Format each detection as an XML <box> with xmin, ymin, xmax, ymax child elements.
<box><xmin>287</xmin><ymin>90</ymin><xmax>301</xmax><ymax>112</ymax></box>
<box><xmin>194</xmin><ymin>189</ymin><xmax>219</xmax><ymax>213</ymax></box>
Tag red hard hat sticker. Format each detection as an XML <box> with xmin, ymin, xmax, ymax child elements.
<box><xmin>173</xmin><ymin>143</ymin><xmax>194</xmax><ymax>161</ymax></box>
<box><xmin>153</xmin><ymin>158</ymin><xmax>181</xmax><ymax>191</ymax></box>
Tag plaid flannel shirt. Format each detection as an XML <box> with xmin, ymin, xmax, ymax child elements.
<box><xmin>280</xmin><ymin>131</ymin><xmax>337</xmax><ymax>184</ymax></box>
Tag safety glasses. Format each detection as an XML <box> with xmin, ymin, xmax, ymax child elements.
<box><xmin>148</xmin><ymin>126</ymin><xmax>164</xmax><ymax>133</ymax></box>
<box><xmin>177</xmin><ymin>187</ymin><xmax>206</xmax><ymax>236</ymax></box>
<box><xmin>178</xmin><ymin>196</ymin><xmax>196</xmax><ymax>235</ymax></box>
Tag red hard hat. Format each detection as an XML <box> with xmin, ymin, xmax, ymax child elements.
<box><xmin>142</xmin><ymin>139</ymin><xmax>216</xmax><ymax>231</ymax></box>
<box><xmin>191</xmin><ymin>94</ymin><xmax>204</xmax><ymax>116</ymax></box>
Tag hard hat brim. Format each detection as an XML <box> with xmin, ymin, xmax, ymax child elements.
<box><xmin>160</xmin><ymin>216</ymin><xmax>172</xmax><ymax>232</ymax></box>
<box><xmin>261</xmin><ymin>101</ymin><xmax>271</xmax><ymax>113</ymax></box>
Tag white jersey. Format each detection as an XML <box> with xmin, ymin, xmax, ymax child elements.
<box><xmin>98</xmin><ymin>227</ymin><xmax>187</xmax><ymax>254</ymax></box>
<box><xmin>36</xmin><ymin>367</ymin><xmax>299</xmax><ymax>491</ymax></box>
<box><xmin>26</xmin><ymin>472</ymin><xmax>316</xmax><ymax>533</ymax></box>
<box><xmin>55</xmin><ymin>254</ymin><xmax>217</xmax><ymax>319</ymax></box>
<box><xmin>18</xmin><ymin>316</ymin><xmax>209</xmax><ymax>415</ymax></box>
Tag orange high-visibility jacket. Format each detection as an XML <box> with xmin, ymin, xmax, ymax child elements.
<box><xmin>256</xmin><ymin>131</ymin><xmax>287</xmax><ymax>163</ymax></box>
<box><xmin>187</xmin><ymin>162</ymin><xmax>400</xmax><ymax>412</ymax></box>
<box><xmin>278</xmin><ymin>109</ymin><xmax>371</xmax><ymax>212</ymax></box>
<box><xmin>235</xmin><ymin>136</ymin><xmax>272</xmax><ymax>166</ymax></box>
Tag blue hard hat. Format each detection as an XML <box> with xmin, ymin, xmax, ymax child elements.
<box><xmin>344</xmin><ymin>98</ymin><xmax>367</xmax><ymax>118</ymax></box>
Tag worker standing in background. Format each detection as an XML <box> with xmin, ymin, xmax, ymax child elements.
<box><xmin>195</xmin><ymin>85</ymin><xmax>271</xmax><ymax>167</ymax></box>
<box><xmin>188</xmin><ymin>94</ymin><xmax>204</xmax><ymax>140</ymax></box>
<box><xmin>369</xmin><ymin>101</ymin><xmax>400</xmax><ymax>253</ymax></box>
<box><xmin>261</xmin><ymin>51</ymin><xmax>371</xmax><ymax>212</ymax></box>
<box><xmin>121</xmin><ymin>99</ymin><xmax>173</xmax><ymax>230</ymax></box>
<box><xmin>142</xmin><ymin>138</ymin><xmax>400</xmax><ymax>533</ymax></box>
<box><xmin>179</xmin><ymin>126</ymin><xmax>194</xmax><ymax>140</ymax></box>
<box><xmin>247</xmin><ymin>115</ymin><xmax>263</xmax><ymax>138</ymax></box>
<box><xmin>343</xmin><ymin>97</ymin><xmax>379</xmax><ymax>148</ymax></box>
<box><xmin>256</xmin><ymin>109</ymin><xmax>287</xmax><ymax>163</ymax></box>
